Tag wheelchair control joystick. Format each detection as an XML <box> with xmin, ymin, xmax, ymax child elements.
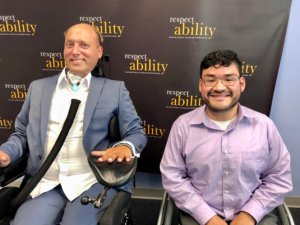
<box><xmin>81</xmin><ymin>186</ymin><xmax>109</xmax><ymax>208</ymax></box>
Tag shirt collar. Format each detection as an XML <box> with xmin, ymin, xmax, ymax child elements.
<box><xmin>57</xmin><ymin>67</ymin><xmax>92</xmax><ymax>90</ymax></box>
<box><xmin>236</xmin><ymin>104</ymin><xmax>260</xmax><ymax>122</ymax></box>
<box><xmin>189</xmin><ymin>104</ymin><xmax>249</xmax><ymax>129</ymax></box>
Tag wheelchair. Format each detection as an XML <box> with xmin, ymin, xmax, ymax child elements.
<box><xmin>157</xmin><ymin>191</ymin><xmax>295</xmax><ymax>225</ymax></box>
<box><xmin>0</xmin><ymin>115</ymin><xmax>136</xmax><ymax>225</ymax></box>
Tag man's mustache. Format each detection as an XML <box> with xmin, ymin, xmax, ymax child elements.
<box><xmin>208</xmin><ymin>90</ymin><xmax>232</xmax><ymax>96</ymax></box>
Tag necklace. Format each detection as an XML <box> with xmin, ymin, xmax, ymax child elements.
<box><xmin>65</xmin><ymin>69</ymin><xmax>81</xmax><ymax>91</ymax></box>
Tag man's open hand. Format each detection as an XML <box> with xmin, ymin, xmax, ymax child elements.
<box><xmin>91</xmin><ymin>145</ymin><xmax>132</xmax><ymax>163</ymax></box>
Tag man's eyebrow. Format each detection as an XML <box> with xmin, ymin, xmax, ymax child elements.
<box><xmin>203</xmin><ymin>74</ymin><xmax>216</xmax><ymax>77</ymax></box>
<box><xmin>224</xmin><ymin>73</ymin><xmax>238</xmax><ymax>76</ymax></box>
<box><xmin>203</xmin><ymin>73</ymin><xmax>238</xmax><ymax>77</ymax></box>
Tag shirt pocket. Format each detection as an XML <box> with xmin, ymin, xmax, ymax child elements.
<box><xmin>241</xmin><ymin>148</ymin><xmax>268</xmax><ymax>183</ymax></box>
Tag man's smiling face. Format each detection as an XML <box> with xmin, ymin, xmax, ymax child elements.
<box><xmin>63</xmin><ymin>23</ymin><xmax>103</xmax><ymax>77</ymax></box>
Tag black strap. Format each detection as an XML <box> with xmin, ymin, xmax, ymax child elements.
<box><xmin>10</xmin><ymin>99</ymin><xmax>81</xmax><ymax>210</ymax></box>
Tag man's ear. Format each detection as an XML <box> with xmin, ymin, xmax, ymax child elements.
<box><xmin>198</xmin><ymin>79</ymin><xmax>202</xmax><ymax>93</ymax></box>
<box><xmin>98</xmin><ymin>46</ymin><xmax>103</xmax><ymax>59</ymax></box>
<box><xmin>239</xmin><ymin>76</ymin><xmax>246</xmax><ymax>92</ymax></box>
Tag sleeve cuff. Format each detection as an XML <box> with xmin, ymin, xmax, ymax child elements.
<box><xmin>241</xmin><ymin>199</ymin><xmax>265</xmax><ymax>223</ymax></box>
<box><xmin>192</xmin><ymin>203</ymin><xmax>217</xmax><ymax>225</ymax></box>
<box><xmin>113</xmin><ymin>141</ymin><xmax>140</xmax><ymax>157</ymax></box>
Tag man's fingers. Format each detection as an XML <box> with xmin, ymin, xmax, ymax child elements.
<box><xmin>91</xmin><ymin>151</ymin><xmax>105</xmax><ymax>157</ymax></box>
<box><xmin>91</xmin><ymin>147</ymin><xmax>132</xmax><ymax>163</ymax></box>
<box><xmin>99</xmin><ymin>154</ymin><xmax>117</xmax><ymax>162</ymax></box>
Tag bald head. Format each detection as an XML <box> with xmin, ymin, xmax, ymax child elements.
<box><xmin>64</xmin><ymin>23</ymin><xmax>103</xmax><ymax>47</ymax></box>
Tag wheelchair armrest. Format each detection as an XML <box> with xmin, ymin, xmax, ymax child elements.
<box><xmin>0</xmin><ymin>186</ymin><xmax>20</xmax><ymax>219</ymax></box>
<box><xmin>0</xmin><ymin>153</ymin><xmax>28</xmax><ymax>187</ymax></box>
<box><xmin>157</xmin><ymin>191</ymin><xmax>179</xmax><ymax>225</ymax></box>
<box><xmin>88</xmin><ymin>156</ymin><xmax>137</xmax><ymax>187</ymax></box>
<box><xmin>276</xmin><ymin>202</ymin><xmax>295</xmax><ymax>225</ymax></box>
<box><xmin>99</xmin><ymin>191</ymin><xmax>131</xmax><ymax>225</ymax></box>
<box><xmin>157</xmin><ymin>191</ymin><xmax>170</xmax><ymax>225</ymax></box>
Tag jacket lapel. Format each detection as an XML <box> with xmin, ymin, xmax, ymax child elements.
<box><xmin>40</xmin><ymin>75</ymin><xmax>59</xmax><ymax>149</ymax></box>
<box><xmin>83</xmin><ymin>76</ymin><xmax>105</xmax><ymax>135</ymax></box>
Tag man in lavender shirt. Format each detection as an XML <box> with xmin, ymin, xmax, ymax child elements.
<box><xmin>160</xmin><ymin>50</ymin><xmax>292</xmax><ymax>225</ymax></box>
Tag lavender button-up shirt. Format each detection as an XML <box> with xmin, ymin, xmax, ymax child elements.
<box><xmin>160</xmin><ymin>104</ymin><xmax>292</xmax><ymax>225</ymax></box>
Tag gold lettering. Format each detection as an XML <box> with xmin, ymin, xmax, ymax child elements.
<box><xmin>241</xmin><ymin>61</ymin><xmax>258</xmax><ymax>76</ymax></box>
<box><xmin>0</xmin><ymin>20</ymin><xmax>37</xmax><ymax>35</ymax></box>
<box><xmin>91</xmin><ymin>21</ymin><xmax>124</xmax><ymax>38</ymax></box>
<box><xmin>0</xmin><ymin>117</ymin><xmax>13</xmax><ymax>129</ymax></box>
<box><xmin>142</xmin><ymin>122</ymin><xmax>165</xmax><ymax>138</ymax></box>
<box><xmin>128</xmin><ymin>59</ymin><xmax>168</xmax><ymax>75</ymax></box>
<box><xmin>170</xmin><ymin>95</ymin><xmax>202</xmax><ymax>107</ymax></box>
<box><xmin>45</xmin><ymin>57</ymin><xmax>66</xmax><ymax>69</ymax></box>
<box><xmin>174</xmin><ymin>22</ymin><xmax>216</xmax><ymax>39</ymax></box>
<box><xmin>10</xmin><ymin>88</ymin><xmax>27</xmax><ymax>100</ymax></box>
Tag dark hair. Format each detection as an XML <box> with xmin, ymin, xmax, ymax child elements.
<box><xmin>200</xmin><ymin>50</ymin><xmax>242</xmax><ymax>78</ymax></box>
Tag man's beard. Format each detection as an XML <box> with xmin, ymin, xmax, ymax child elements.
<box><xmin>201</xmin><ymin>90</ymin><xmax>240</xmax><ymax>113</ymax></box>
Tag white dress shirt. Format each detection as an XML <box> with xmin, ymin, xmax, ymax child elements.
<box><xmin>31</xmin><ymin>69</ymin><xmax>97</xmax><ymax>201</ymax></box>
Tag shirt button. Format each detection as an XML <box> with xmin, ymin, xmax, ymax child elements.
<box><xmin>224</xmin><ymin>190</ymin><xmax>229</xmax><ymax>194</ymax></box>
<box><xmin>224</xmin><ymin>171</ymin><xmax>230</xmax><ymax>175</ymax></box>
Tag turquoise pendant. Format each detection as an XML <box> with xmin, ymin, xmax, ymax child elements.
<box><xmin>72</xmin><ymin>84</ymin><xmax>79</xmax><ymax>91</ymax></box>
